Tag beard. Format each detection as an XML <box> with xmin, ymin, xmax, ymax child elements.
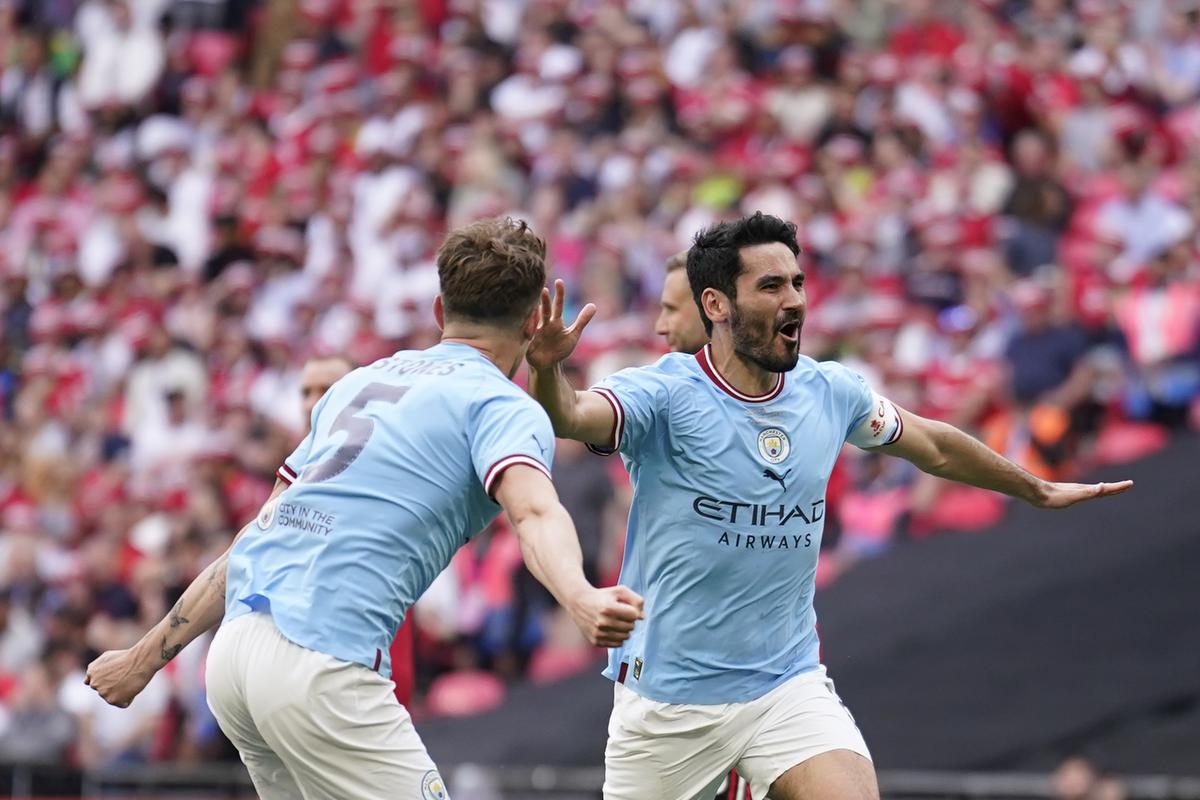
<box><xmin>730</xmin><ymin>302</ymin><xmax>803</xmax><ymax>373</ymax></box>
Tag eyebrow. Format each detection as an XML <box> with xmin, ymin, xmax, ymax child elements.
<box><xmin>756</xmin><ymin>272</ymin><xmax>805</xmax><ymax>288</ymax></box>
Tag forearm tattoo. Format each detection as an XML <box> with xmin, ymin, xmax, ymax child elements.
<box><xmin>159</xmin><ymin>637</ymin><xmax>183</xmax><ymax>663</ymax></box>
<box><xmin>167</xmin><ymin>597</ymin><xmax>190</xmax><ymax>629</ymax></box>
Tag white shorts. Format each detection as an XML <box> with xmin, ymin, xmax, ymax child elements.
<box><xmin>205</xmin><ymin>611</ymin><xmax>449</xmax><ymax>800</ymax></box>
<box><xmin>603</xmin><ymin>666</ymin><xmax>870</xmax><ymax>800</ymax></box>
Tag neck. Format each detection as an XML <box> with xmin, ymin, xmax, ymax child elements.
<box><xmin>441</xmin><ymin>323</ymin><xmax>525</xmax><ymax>379</ymax></box>
<box><xmin>707</xmin><ymin>330</ymin><xmax>779</xmax><ymax>397</ymax></box>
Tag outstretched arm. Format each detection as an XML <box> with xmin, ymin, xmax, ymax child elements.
<box><xmin>526</xmin><ymin>280</ymin><xmax>618</xmax><ymax>445</ymax></box>
<box><xmin>494</xmin><ymin>464</ymin><xmax>643</xmax><ymax>647</ymax></box>
<box><xmin>883</xmin><ymin>407</ymin><xmax>1132</xmax><ymax>509</ymax></box>
<box><xmin>85</xmin><ymin>479</ymin><xmax>289</xmax><ymax>707</ymax></box>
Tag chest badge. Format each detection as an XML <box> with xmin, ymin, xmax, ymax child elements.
<box><xmin>256</xmin><ymin>498</ymin><xmax>278</xmax><ymax>531</ymax></box>
<box><xmin>757</xmin><ymin>428</ymin><xmax>790</xmax><ymax>465</ymax></box>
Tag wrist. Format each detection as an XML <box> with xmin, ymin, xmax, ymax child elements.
<box><xmin>131</xmin><ymin>629</ymin><xmax>167</xmax><ymax>672</ymax></box>
<box><xmin>560</xmin><ymin>577</ymin><xmax>593</xmax><ymax>615</ymax></box>
<box><xmin>1025</xmin><ymin>477</ymin><xmax>1050</xmax><ymax>506</ymax></box>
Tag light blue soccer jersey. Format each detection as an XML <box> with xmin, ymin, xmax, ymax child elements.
<box><xmin>591</xmin><ymin>344</ymin><xmax>900</xmax><ymax>704</ymax></box>
<box><xmin>225</xmin><ymin>341</ymin><xmax>555</xmax><ymax>677</ymax></box>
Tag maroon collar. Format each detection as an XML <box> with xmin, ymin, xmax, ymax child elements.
<box><xmin>694</xmin><ymin>344</ymin><xmax>785</xmax><ymax>403</ymax></box>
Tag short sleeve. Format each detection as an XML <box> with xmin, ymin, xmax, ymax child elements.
<box><xmin>468</xmin><ymin>390</ymin><xmax>556</xmax><ymax>498</ymax></box>
<box><xmin>278</xmin><ymin>425</ymin><xmax>316</xmax><ymax>485</ymax></box>
<box><xmin>825</xmin><ymin>362</ymin><xmax>903</xmax><ymax>449</ymax></box>
<box><xmin>585</xmin><ymin>366</ymin><xmax>663</xmax><ymax>460</ymax></box>
<box><xmin>277</xmin><ymin>390</ymin><xmax>332</xmax><ymax>485</ymax></box>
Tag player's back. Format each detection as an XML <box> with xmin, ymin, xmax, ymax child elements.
<box><xmin>225</xmin><ymin>341</ymin><xmax>554</xmax><ymax>676</ymax></box>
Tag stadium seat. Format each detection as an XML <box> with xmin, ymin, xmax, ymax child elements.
<box><xmin>1092</xmin><ymin>420</ymin><xmax>1169</xmax><ymax>466</ymax></box>
<box><xmin>425</xmin><ymin>671</ymin><xmax>507</xmax><ymax>718</ymax></box>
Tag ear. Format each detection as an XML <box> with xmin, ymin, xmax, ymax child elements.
<box><xmin>521</xmin><ymin>302</ymin><xmax>541</xmax><ymax>341</ymax></box>
<box><xmin>700</xmin><ymin>287</ymin><xmax>730</xmax><ymax>328</ymax></box>
<box><xmin>432</xmin><ymin>296</ymin><xmax>445</xmax><ymax>331</ymax></box>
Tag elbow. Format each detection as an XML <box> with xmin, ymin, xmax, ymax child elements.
<box><xmin>507</xmin><ymin>495</ymin><xmax>559</xmax><ymax>532</ymax></box>
<box><xmin>924</xmin><ymin>452</ymin><xmax>951</xmax><ymax>477</ymax></box>
<box><xmin>549</xmin><ymin>415</ymin><xmax>576</xmax><ymax>440</ymax></box>
<box><xmin>918</xmin><ymin>423</ymin><xmax>954</xmax><ymax>475</ymax></box>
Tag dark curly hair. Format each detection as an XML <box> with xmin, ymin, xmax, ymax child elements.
<box><xmin>686</xmin><ymin>212</ymin><xmax>801</xmax><ymax>335</ymax></box>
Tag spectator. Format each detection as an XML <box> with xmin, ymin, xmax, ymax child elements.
<box><xmin>889</xmin><ymin>0</ymin><xmax>963</xmax><ymax>62</ymax></box>
<box><xmin>997</xmin><ymin>281</ymin><xmax>1102</xmax><ymax>477</ymax></box>
<box><xmin>1098</xmin><ymin>161</ymin><xmax>1192</xmax><ymax>264</ymax></box>
<box><xmin>0</xmin><ymin>587</ymin><xmax>41</xmax><ymax>674</ymax></box>
<box><xmin>76</xmin><ymin>0</ymin><xmax>166</xmax><ymax>111</ymax></box>
<box><xmin>1002</xmin><ymin>129</ymin><xmax>1072</xmax><ymax>276</ymax></box>
<box><xmin>0</xmin><ymin>659</ymin><xmax>76</xmax><ymax>763</ymax></box>
<box><xmin>123</xmin><ymin>323</ymin><xmax>207</xmax><ymax>457</ymax></box>
<box><xmin>1147</xmin><ymin>5</ymin><xmax>1200</xmax><ymax>107</ymax></box>
<box><xmin>1059</xmin><ymin>67</ymin><xmax>1119</xmax><ymax>175</ymax></box>
<box><xmin>0</xmin><ymin>29</ymin><xmax>60</xmax><ymax>141</ymax></box>
<box><xmin>1014</xmin><ymin>0</ymin><xmax>1077</xmax><ymax>45</ymax></box>
<box><xmin>765</xmin><ymin>46</ymin><xmax>832</xmax><ymax>144</ymax></box>
<box><xmin>1116</xmin><ymin>242</ymin><xmax>1200</xmax><ymax>427</ymax></box>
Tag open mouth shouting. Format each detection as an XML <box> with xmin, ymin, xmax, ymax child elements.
<box><xmin>776</xmin><ymin>319</ymin><xmax>801</xmax><ymax>346</ymax></box>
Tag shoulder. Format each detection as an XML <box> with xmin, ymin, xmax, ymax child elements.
<box><xmin>788</xmin><ymin>355</ymin><xmax>852</xmax><ymax>386</ymax></box>
<box><xmin>471</xmin><ymin>373</ymin><xmax>552</xmax><ymax>424</ymax></box>
<box><xmin>598</xmin><ymin>352</ymin><xmax>703</xmax><ymax>393</ymax></box>
<box><xmin>796</xmin><ymin>357</ymin><xmax>872</xmax><ymax>399</ymax></box>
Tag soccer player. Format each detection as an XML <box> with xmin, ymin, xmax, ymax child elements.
<box><xmin>656</xmin><ymin>251</ymin><xmax>750</xmax><ymax>800</ymax></box>
<box><xmin>298</xmin><ymin>353</ymin><xmax>356</xmax><ymax>430</ymax></box>
<box><xmin>527</xmin><ymin>212</ymin><xmax>1132</xmax><ymax>800</ymax></box>
<box><xmin>84</xmin><ymin>217</ymin><xmax>645</xmax><ymax>798</ymax></box>
<box><xmin>298</xmin><ymin>353</ymin><xmax>418</xmax><ymax>709</ymax></box>
<box><xmin>656</xmin><ymin>249</ymin><xmax>708</xmax><ymax>354</ymax></box>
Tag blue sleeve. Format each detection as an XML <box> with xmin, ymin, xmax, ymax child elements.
<box><xmin>468</xmin><ymin>389</ymin><xmax>556</xmax><ymax>498</ymax></box>
<box><xmin>825</xmin><ymin>362</ymin><xmax>905</xmax><ymax>448</ymax></box>
<box><xmin>585</xmin><ymin>366</ymin><xmax>665</xmax><ymax>461</ymax></box>
<box><xmin>823</xmin><ymin>361</ymin><xmax>877</xmax><ymax>440</ymax></box>
<box><xmin>278</xmin><ymin>391</ymin><xmax>332</xmax><ymax>485</ymax></box>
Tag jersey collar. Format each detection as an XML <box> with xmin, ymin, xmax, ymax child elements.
<box><xmin>695</xmin><ymin>344</ymin><xmax>785</xmax><ymax>403</ymax></box>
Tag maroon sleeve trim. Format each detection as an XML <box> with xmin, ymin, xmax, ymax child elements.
<box><xmin>585</xmin><ymin>387</ymin><xmax>624</xmax><ymax>457</ymax></box>
<box><xmin>484</xmin><ymin>454</ymin><xmax>553</xmax><ymax>498</ymax></box>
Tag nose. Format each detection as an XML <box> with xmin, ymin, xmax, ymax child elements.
<box><xmin>654</xmin><ymin>311</ymin><xmax>669</xmax><ymax>335</ymax></box>
<box><xmin>782</xmin><ymin>284</ymin><xmax>805</xmax><ymax>311</ymax></box>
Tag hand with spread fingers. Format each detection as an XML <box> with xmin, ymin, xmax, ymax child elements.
<box><xmin>526</xmin><ymin>279</ymin><xmax>596</xmax><ymax>372</ymax></box>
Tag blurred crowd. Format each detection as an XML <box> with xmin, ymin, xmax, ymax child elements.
<box><xmin>0</xmin><ymin>0</ymin><xmax>1198</xmax><ymax>773</ymax></box>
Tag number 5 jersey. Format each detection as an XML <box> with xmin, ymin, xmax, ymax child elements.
<box><xmin>225</xmin><ymin>341</ymin><xmax>556</xmax><ymax>677</ymax></box>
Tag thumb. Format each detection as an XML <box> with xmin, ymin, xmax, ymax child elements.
<box><xmin>613</xmin><ymin>585</ymin><xmax>645</xmax><ymax>617</ymax></box>
<box><xmin>568</xmin><ymin>303</ymin><xmax>598</xmax><ymax>336</ymax></box>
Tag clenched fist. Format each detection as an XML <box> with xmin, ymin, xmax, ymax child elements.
<box><xmin>567</xmin><ymin>585</ymin><xmax>645</xmax><ymax>649</ymax></box>
<box><xmin>85</xmin><ymin>648</ymin><xmax>157</xmax><ymax>708</ymax></box>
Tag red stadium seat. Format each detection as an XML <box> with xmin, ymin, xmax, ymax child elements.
<box><xmin>528</xmin><ymin>644</ymin><xmax>599</xmax><ymax>685</ymax></box>
<box><xmin>425</xmin><ymin>670</ymin><xmax>507</xmax><ymax>718</ymax></box>
<box><xmin>1092</xmin><ymin>420</ymin><xmax>1169</xmax><ymax>466</ymax></box>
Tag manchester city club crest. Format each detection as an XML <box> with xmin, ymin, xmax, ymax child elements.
<box><xmin>256</xmin><ymin>498</ymin><xmax>277</xmax><ymax>531</ymax></box>
<box><xmin>757</xmin><ymin>428</ymin><xmax>790</xmax><ymax>464</ymax></box>
<box><xmin>422</xmin><ymin>770</ymin><xmax>449</xmax><ymax>800</ymax></box>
